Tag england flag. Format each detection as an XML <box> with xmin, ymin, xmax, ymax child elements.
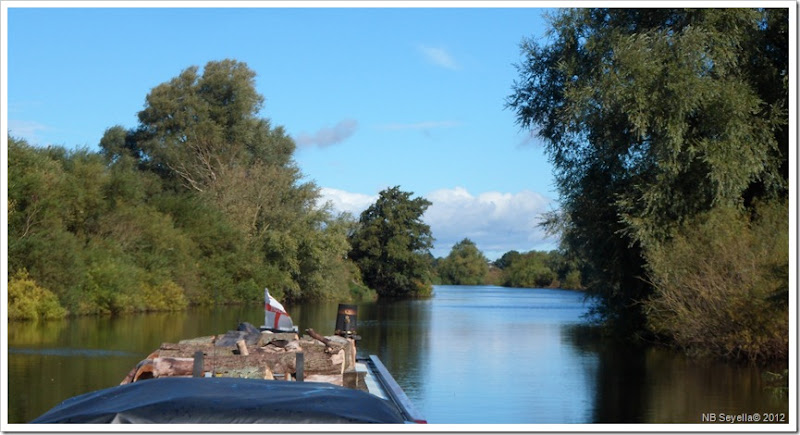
<box><xmin>263</xmin><ymin>288</ymin><xmax>295</xmax><ymax>332</ymax></box>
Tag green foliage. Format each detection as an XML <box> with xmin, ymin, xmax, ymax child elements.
<box><xmin>139</xmin><ymin>280</ymin><xmax>190</xmax><ymax>312</ymax></box>
<box><xmin>8</xmin><ymin>270</ymin><xmax>67</xmax><ymax>321</ymax></box>
<box><xmin>508</xmin><ymin>8</ymin><xmax>789</xmax><ymax>338</ymax></box>
<box><xmin>437</xmin><ymin>238</ymin><xmax>489</xmax><ymax>285</ymax></box>
<box><xmin>562</xmin><ymin>270</ymin><xmax>583</xmax><ymax>291</ymax></box>
<box><xmin>644</xmin><ymin>200</ymin><xmax>788</xmax><ymax>362</ymax></box>
<box><xmin>128</xmin><ymin>59</ymin><xmax>353</xmax><ymax>303</ymax></box>
<box><xmin>503</xmin><ymin>250</ymin><xmax>557</xmax><ymax>288</ymax></box>
<box><xmin>340</xmin><ymin>258</ymin><xmax>378</xmax><ymax>301</ymax></box>
<box><xmin>8</xmin><ymin>59</ymin><xmax>370</xmax><ymax>316</ymax></box>
<box><xmin>494</xmin><ymin>250</ymin><xmax>521</xmax><ymax>270</ymax></box>
<box><xmin>131</xmin><ymin>59</ymin><xmax>294</xmax><ymax>193</ymax></box>
<box><xmin>348</xmin><ymin>186</ymin><xmax>434</xmax><ymax>298</ymax></box>
<box><xmin>489</xmin><ymin>249</ymin><xmax>582</xmax><ymax>290</ymax></box>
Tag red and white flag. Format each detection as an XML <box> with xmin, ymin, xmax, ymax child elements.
<box><xmin>264</xmin><ymin>288</ymin><xmax>294</xmax><ymax>331</ymax></box>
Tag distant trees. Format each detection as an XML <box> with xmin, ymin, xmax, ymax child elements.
<box><xmin>508</xmin><ymin>8</ymin><xmax>788</xmax><ymax>360</ymax></box>
<box><xmin>348</xmin><ymin>187</ymin><xmax>434</xmax><ymax>298</ymax></box>
<box><xmin>493</xmin><ymin>250</ymin><xmax>521</xmax><ymax>270</ymax></box>
<box><xmin>437</xmin><ymin>238</ymin><xmax>488</xmax><ymax>285</ymax></box>
<box><xmin>493</xmin><ymin>249</ymin><xmax>582</xmax><ymax>290</ymax></box>
<box><xmin>502</xmin><ymin>251</ymin><xmax>556</xmax><ymax>289</ymax></box>
<box><xmin>431</xmin><ymin>241</ymin><xmax>583</xmax><ymax>290</ymax></box>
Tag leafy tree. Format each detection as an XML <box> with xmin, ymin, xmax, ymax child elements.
<box><xmin>437</xmin><ymin>238</ymin><xmax>489</xmax><ymax>285</ymax></box>
<box><xmin>8</xmin><ymin>270</ymin><xmax>67</xmax><ymax>321</ymax></box>
<box><xmin>348</xmin><ymin>186</ymin><xmax>434</xmax><ymax>298</ymax></box>
<box><xmin>493</xmin><ymin>249</ymin><xmax>582</xmax><ymax>289</ymax></box>
<box><xmin>508</xmin><ymin>8</ymin><xmax>789</xmax><ymax>335</ymax></box>
<box><xmin>645</xmin><ymin>201</ymin><xmax>788</xmax><ymax>361</ymax></box>
<box><xmin>128</xmin><ymin>59</ymin><xmax>292</xmax><ymax>192</ymax></box>
<box><xmin>503</xmin><ymin>251</ymin><xmax>556</xmax><ymax>288</ymax></box>
<box><xmin>494</xmin><ymin>250</ymin><xmax>521</xmax><ymax>270</ymax></box>
<box><xmin>561</xmin><ymin>270</ymin><xmax>583</xmax><ymax>290</ymax></box>
<box><xmin>99</xmin><ymin>59</ymin><xmax>354</xmax><ymax>303</ymax></box>
<box><xmin>544</xmin><ymin>249</ymin><xmax>584</xmax><ymax>289</ymax></box>
<box><xmin>8</xmin><ymin>138</ymin><xmax>87</xmax><ymax>301</ymax></box>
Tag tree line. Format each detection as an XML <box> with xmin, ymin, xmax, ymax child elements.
<box><xmin>9</xmin><ymin>102</ymin><xmax>565</xmax><ymax>318</ymax></box>
<box><xmin>433</xmin><ymin>238</ymin><xmax>583</xmax><ymax>290</ymax></box>
<box><xmin>507</xmin><ymin>8</ymin><xmax>789</xmax><ymax>362</ymax></box>
<box><xmin>8</xmin><ymin>60</ymin><xmax>438</xmax><ymax>320</ymax></box>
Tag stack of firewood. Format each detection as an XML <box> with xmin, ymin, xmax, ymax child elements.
<box><xmin>120</xmin><ymin>324</ymin><xmax>363</xmax><ymax>390</ymax></box>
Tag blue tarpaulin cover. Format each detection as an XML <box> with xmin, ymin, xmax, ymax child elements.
<box><xmin>32</xmin><ymin>377</ymin><xmax>405</xmax><ymax>424</ymax></box>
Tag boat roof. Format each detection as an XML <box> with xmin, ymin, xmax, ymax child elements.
<box><xmin>31</xmin><ymin>377</ymin><xmax>406</xmax><ymax>424</ymax></box>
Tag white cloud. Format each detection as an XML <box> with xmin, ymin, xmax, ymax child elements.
<box><xmin>8</xmin><ymin>120</ymin><xmax>49</xmax><ymax>145</ymax></box>
<box><xmin>424</xmin><ymin>187</ymin><xmax>556</xmax><ymax>259</ymax></box>
<box><xmin>318</xmin><ymin>187</ymin><xmax>377</xmax><ymax>217</ymax></box>
<box><xmin>418</xmin><ymin>45</ymin><xmax>460</xmax><ymax>70</ymax></box>
<box><xmin>319</xmin><ymin>186</ymin><xmax>557</xmax><ymax>260</ymax></box>
<box><xmin>295</xmin><ymin>119</ymin><xmax>358</xmax><ymax>148</ymax></box>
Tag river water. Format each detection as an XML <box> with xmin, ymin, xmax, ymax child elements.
<box><xmin>7</xmin><ymin>285</ymin><xmax>788</xmax><ymax>424</ymax></box>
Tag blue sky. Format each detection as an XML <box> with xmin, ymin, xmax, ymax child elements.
<box><xmin>4</xmin><ymin>4</ymin><xmax>559</xmax><ymax>259</ymax></box>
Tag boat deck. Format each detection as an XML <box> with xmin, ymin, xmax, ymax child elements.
<box><xmin>358</xmin><ymin>356</ymin><xmax>426</xmax><ymax>424</ymax></box>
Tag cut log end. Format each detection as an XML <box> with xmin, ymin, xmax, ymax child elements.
<box><xmin>236</xmin><ymin>339</ymin><xmax>249</xmax><ymax>356</ymax></box>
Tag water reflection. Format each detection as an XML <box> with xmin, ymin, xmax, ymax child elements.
<box><xmin>8</xmin><ymin>348</ymin><xmax>139</xmax><ymax>357</ymax></box>
<box><xmin>7</xmin><ymin>306</ymin><xmax>271</xmax><ymax>423</ymax></box>
<box><xmin>357</xmin><ymin>299</ymin><xmax>431</xmax><ymax>401</ymax></box>
<box><xmin>7</xmin><ymin>286</ymin><xmax>789</xmax><ymax>424</ymax></box>
<box><xmin>413</xmin><ymin>286</ymin><xmax>596</xmax><ymax>423</ymax></box>
<box><xmin>562</xmin><ymin>325</ymin><xmax>788</xmax><ymax>423</ymax></box>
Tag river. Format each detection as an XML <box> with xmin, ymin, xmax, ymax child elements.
<box><xmin>7</xmin><ymin>285</ymin><xmax>788</xmax><ymax>424</ymax></box>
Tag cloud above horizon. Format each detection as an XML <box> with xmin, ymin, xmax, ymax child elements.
<box><xmin>8</xmin><ymin>119</ymin><xmax>49</xmax><ymax>145</ymax></box>
<box><xmin>318</xmin><ymin>186</ymin><xmax>556</xmax><ymax>260</ymax></box>
<box><xmin>424</xmin><ymin>187</ymin><xmax>555</xmax><ymax>259</ymax></box>
<box><xmin>318</xmin><ymin>187</ymin><xmax>378</xmax><ymax>217</ymax></box>
<box><xmin>294</xmin><ymin>119</ymin><xmax>358</xmax><ymax>148</ymax></box>
<box><xmin>418</xmin><ymin>44</ymin><xmax>460</xmax><ymax>70</ymax></box>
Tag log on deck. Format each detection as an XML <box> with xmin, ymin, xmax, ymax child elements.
<box><xmin>121</xmin><ymin>332</ymin><xmax>355</xmax><ymax>384</ymax></box>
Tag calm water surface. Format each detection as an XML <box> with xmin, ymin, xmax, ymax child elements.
<box><xmin>7</xmin><ymin>285</ymin><xmax>788</xmax><ymax>424</ymax></box>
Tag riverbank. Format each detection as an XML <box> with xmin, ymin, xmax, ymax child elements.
<box><xmin>8</xmin><ymin>275</ymin><xmax>377</xmax><ymax>322</ymax></box>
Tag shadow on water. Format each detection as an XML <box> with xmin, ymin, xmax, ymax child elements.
<box><xmin>562</xmin><ymin>324</ymin><xmax>789</xmax><ymax>423</ymax></box>
<box><xmin>562</xmin><ymin>325</ymin><xmax>650</xmax><ymax>423</ymax></box>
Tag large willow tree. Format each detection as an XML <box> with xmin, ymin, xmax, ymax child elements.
<box><xmin>508</xmin><ymin>8</ymin><xmax>789</xmax><ymax>352</ymax></box>
<box><xmin>101</xmin><ymin>59</ymin><xmax>352</xmax><ymax>303</ymax></box>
